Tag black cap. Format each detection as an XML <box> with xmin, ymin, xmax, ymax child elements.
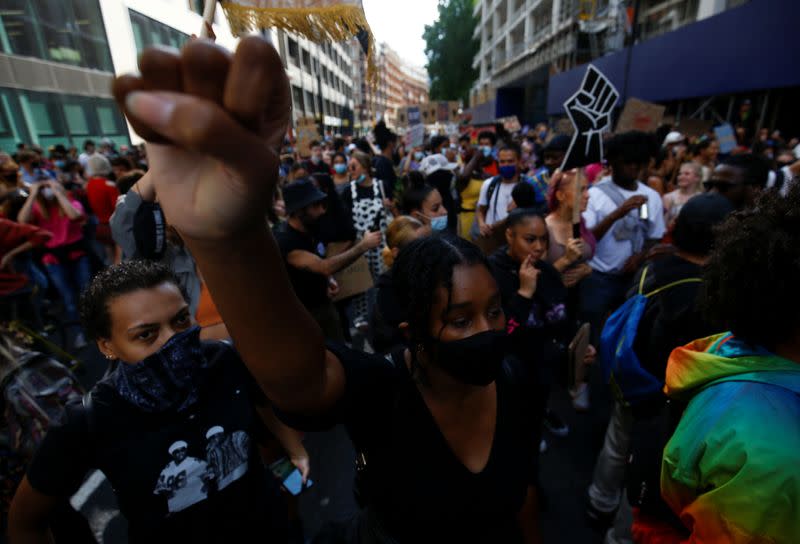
<box><xmin>544</xmin><ymin>134</ymin><xmax>571</xmax><ymax>152</ymax></box>
<box><xmin>283</xmin><ymin>178</ymin><xmax>327</xmax><ymax>215</ymax></box>
<box><xmin>673</xmin><ymin>192</ymin><xmax>734</xmax><ymax>255</ymax></box>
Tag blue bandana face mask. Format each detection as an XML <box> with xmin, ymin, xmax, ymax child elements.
<box><xmin>110</xmin><ymin>326</ymin><xmax>209</xmax><ymax>413</ymax></box>
<box><xmin>499</xmin><ymin>165</ymin><xmax>518</xmax><ymax>180</ymax></box>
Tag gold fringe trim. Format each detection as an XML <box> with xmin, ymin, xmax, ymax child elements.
<box><xmin>221</xmin><ymin>3</ymin><xmax>377</xmax><ymax>87</ymax></box>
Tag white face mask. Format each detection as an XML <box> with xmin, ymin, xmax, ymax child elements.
<box><xmin>41</xmin><ymin>187</ymin><xmax>55</xmax><ymax>200</ymax></box>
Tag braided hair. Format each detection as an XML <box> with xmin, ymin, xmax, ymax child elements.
<box><xmin>393</xmin><ymin>235</ymin><xmax>491</xmax><ymax>357</ymax></box>
<box><xmin>703</xmin><ymin>183</ymin><xmax>800</xmax><ymax>350</ymax></box>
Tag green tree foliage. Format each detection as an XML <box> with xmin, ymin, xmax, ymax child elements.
<box><xmin>424</xmin><ymin>0</ymin><xmax>479</xmax><ymax>104</ymax></box>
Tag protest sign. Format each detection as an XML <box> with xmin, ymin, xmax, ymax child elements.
<box><xmin>714</xmin><ymin>123</ymin><xmax>737</xmax><ymax>154</ymax></box>
<box><xmin>560</xmin><ymin>64</ymin><xmax>619</xmax><ymax>170</ymax></box>
<box><xmin>615</xmin><ymin>98</ymin><xmax>665</xmax><ymax>134</ymax></box>
<box><xmin>327</xmin><ymin>242</ymin><xmax>373</xmax><ymax>301</ymax></box>
<box><xmin>296</xmin><ymin>117</ymin><xmax>320</xmax><ymax>157</ymax></box>
<box><xmin>678</xmin><ymin>118</ymin><xmax>713</xmax><ymax>138</ymax></box>
<box><xmin>407</xmin><ymin>106</ymin><xmax>421</xmax><ymax>126</ymax></box>
<box><xmin>498</xmin><ymin>115</ymin><xmax>522</xmax><ymax>133</ymax></box>
<box><xmin>405</xmin><ymin>124</ymin><xmax>425</xmax><ymax>148</ymax></box>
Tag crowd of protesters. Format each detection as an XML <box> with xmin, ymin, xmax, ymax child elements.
<box><xmin>1</xmin><ymin>36</ymin><xmax>799</xmax><ymax>544</ymax></box>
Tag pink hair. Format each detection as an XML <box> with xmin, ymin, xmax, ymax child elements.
<box><xmin>547</xmin><ymin>169</ymin><xmax>597</xmax><ymax>255</ymax></box>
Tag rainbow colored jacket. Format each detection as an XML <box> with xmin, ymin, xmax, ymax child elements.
<box><xmin>661</xmin><ymin>333</ymin><xmax>800</xmax><ymax>543</ymax></box>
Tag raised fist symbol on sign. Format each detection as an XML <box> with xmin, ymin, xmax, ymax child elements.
<box><xmin>561</xmin><ymin>65</ymin><xmax>619</xmax><ymax>171</ymax></box>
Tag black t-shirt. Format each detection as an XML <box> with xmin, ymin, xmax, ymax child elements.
<box><xmin>27</xmin><ymin>343</ymin><xmax>284</xmax><ymax>543</ymax></box>
<box><xmin>274</xmin><ymin>223</ymin><xmax>329</xmax><ymax>311</ymax></box>
<box><xmin>279</xmin><ymin>343</ymin><xmax>540</xmax><ymax>543</ymax></box>
<box><xmin>372</xmin><ymin>155</ymin><xmax>396</xmax><ymax>200</ymax></box>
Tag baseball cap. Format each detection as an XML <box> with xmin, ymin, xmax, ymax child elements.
<box><xmin>420</xmin><ymin>154</ymin><xmax>458</xmax><ymax>177</ymax></box>
<box><xmin>663</xmin><ymin>131</ymin><xmax>686</xmax><ymax>147</ymax></box>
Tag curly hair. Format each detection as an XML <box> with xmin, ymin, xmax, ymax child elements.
<box><xmin>79</xmin><ymin>260</ymin><xmax>185</xmax><ymax>340</ymax></box>
<box><xmin>392</xmin><ymin>235</ymin><xmax>490</xmax><ymax>350</ymax></box>
<box><xmin>703</xmin><ymin>183</ymin><xmax>800</xmax><ymax>349</ymax></box>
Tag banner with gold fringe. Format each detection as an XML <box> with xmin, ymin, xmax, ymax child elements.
<box><xmin>218</xmin><ymin>0</ymin><xmax>376</xmax><ymax>85</ymax></box>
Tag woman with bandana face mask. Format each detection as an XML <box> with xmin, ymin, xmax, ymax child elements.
<box><xmin>10</xmin><ymin>261</ymin><xmax>308</xmax><ymax>543</ymax></box>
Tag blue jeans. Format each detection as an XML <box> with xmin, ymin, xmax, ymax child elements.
<box><xmin>579</xmin><ymin>270</ymin><xmax>632</xmax><ymax>346</ymax></box>
<box><xmin>45</xmin><ymin>256</ymin><xmax>91</xmax><ymax>326</ymax></box>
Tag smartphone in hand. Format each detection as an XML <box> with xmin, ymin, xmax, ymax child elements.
<box><xmin>269</xmin><ymin>457</ymin><xmax>313</xmax><ymax>496</ymax></box>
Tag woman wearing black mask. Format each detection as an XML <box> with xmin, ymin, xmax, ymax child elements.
<box><xmin>10</xmin><ymin>260</ymin><xmax>309</xmax><ymax>543</ymax></box>
<box><xmin>102</xmin><ymin>37</ymin><xmax>541</xmax><ymax>543</ymax></box>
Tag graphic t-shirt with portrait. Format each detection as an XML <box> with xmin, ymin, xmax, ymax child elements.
<box><xmin>26</xmin><ymin>342</ymin><xmax>284</xmax><ymax>543</ymax></box>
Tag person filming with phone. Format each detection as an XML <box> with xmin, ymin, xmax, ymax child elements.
<box><xmin>580</xmin><ymin>131</ymin><xmax>665</xmax><ymax>345</ymax></box>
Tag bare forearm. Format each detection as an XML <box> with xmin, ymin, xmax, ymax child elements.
<box><xmin>322</xmin><ymin>243</ymin><xmax>365</xmax><ymax>276</ymax></box>
<box><xmin>591</xmin><ymin>211</ymin><xmax>620</xmax><ymax>241</ymax></box>
<box><xmin>54</xmin><ymin>194</ymin><xmax>81</xmax><ymax>220</ymax></box>
<box><xmin>6</xmin><ymin>241</ymin><xmax>35</xmax><ymax>261</ymax></box>
<box><xmin>18</xmin><ymin>197</ymin><xmax>35</xmax><ymax>224</ymax></box>
<box><xmin>185</xmin><ymin>227</ymin><xmax>327</xmax><ymax>412</ymax></box>
<box><xmin>258</xmin><ymin>404</ymin><xmax>306</xmax><ymax>458</ymax></box>
<box><xmin>518</xmin><ymin>485</ymin><xmax>542</xmax><ymax>544</ymax></box>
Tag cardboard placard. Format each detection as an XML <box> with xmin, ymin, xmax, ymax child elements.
<box><xmin>296</xmin><ymin>117</ymin><xmax>320</xmax><ymax>157</ymax></box>
<box><xmin>678</xmin><ymin>118</ymin><xmax>714</xmax><ymax>138</ymax></box>
<box><xmin>714</xmin><ymin>123</ymin><xmax>737</xmax><ymax>154</ymax></box>
<box><xmin>498</xmin><ymin>115</ymin><xmax>522</xmax><ymax>133</ymax></box>
<box><xmin>561</xmin><ymin>64</ymin><xmax>619</xmax><ymax>170</ymax></box>
<box><xmin>407</xmin><ymin>106</ymin><xmax>421</xmax><ymax>126</ymax></box>
<box><xmin>568</xmin><ymin>323</ymin><xmax>591</xmax><ymax>389</ymax></box>
<box><xmin>615</xmin><ymin>98</ymin><xmax>665</xmax><ymax>134</ymax></box>
<box><xmin>405</xmin><ymin>124</ymin><xmax>425</xmax><ymax>148</ymax></box>
<box><xmin>327</xmin><ymin>242</ymin><xmax>374</xmax><ymax>301</ymax></box>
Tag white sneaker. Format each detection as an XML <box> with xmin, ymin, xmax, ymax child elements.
<box><xmin>570</xmin><ymin>383</ymin><xmax>590</xmax><ymax>412</ymax></box>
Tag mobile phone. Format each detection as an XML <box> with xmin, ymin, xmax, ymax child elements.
<box><xmin>639</xmin><ymin>203</ymin><xmax>649</xmax><ymax>220</ymax></box>
<box><xmin>269</xmin><ymin>457</ymin><xmax>313</xmax><ymax>496</ymax></box>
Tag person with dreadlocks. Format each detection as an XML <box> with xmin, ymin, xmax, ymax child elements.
<box><xmin>657</xmin><ymin>185</ymin><xmax>800</xmax><ymax>543</ymax></box>
<box><xmin>92</xmin><ymin>37</ymin><xmax>543</xmax><ymax>543</ymax></box>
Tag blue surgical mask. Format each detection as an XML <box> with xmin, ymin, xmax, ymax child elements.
<box><xmin>481</xmin><ymin>146</ymin><xmax>492</xmax><ymax>158</ymax></box>
<box><xmin>538</xmin><ymin>131</ymin><xmax>548</xmax><ymax>140</ymax></box>
<box><xmin>334</xmin><ymin>163</ymin><xmax>347</xmax><ymax>174</ymax></box>
<box><xmin>356</xmin><ymin>174</ymin><xmax>367</xmax><ymax>184</ymax></box>
<box><xmin>430</xmin><ymin>215</ymin><xmax>448</xmax><ymax>231</ymax></box>
<box><xmin>109</xmin><ymin>326</ymin><xmax>209</xmax><ymax>413</ymax></box>
<box><xmin>414</xmin><ymin>151</ymin><xmax>424</xmax><ymax>161</ymax></box>
<box><xmin>499</xmin><ymin>165</ymin><xmax>518</xmax><ymax>180</ymax></box>
<box><xmin>54</xmin><ymin>160</ymin><xmax>66</xmax><ymax>169</ymax></box>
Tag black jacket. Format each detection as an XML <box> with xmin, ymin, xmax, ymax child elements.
<box><xmin>369</xmin><ymin>270</ymin><xmax>407</xmax><ymax>354</ymax></box>
<box><xmin>489</xmin><ymin>247</ymin><xmax>573</xmax><ymax>387</ymax></box>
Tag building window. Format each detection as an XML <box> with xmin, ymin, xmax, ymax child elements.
<box><xmin>0</xmin><ymin>0</ymin><xmax>113</xmax><ymax>71</ymax></box>
<box><xmin>304</xmin><ymin>90</ymin><xmax>316</xmax><ymax>115</ymax></box>
<box><xmin>302</xmin><ymin>49</ymin><xmax>311</xmax><ymax>72</ymax></box>
<box><xmin>287</xmin><ymin>38</ymin><xmax>299</xmax><ymax>64</ymax></box>
<box><xmin>291</xmin><ymin>85</ymin><xmax>304</xmax><ymax>114</ymax></box>
<box><xmin>129</xmin><ymin>10</ymin><xmax>189</xmax><ymax>55</ymax></box>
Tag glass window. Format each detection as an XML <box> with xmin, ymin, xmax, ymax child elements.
<box><xmin>1</xmin><ymin>0</ymin><xmax>43</xmax><ymax>58</ymax></box>
<box><xmin>63</xmin><ymin>102</ymin><xmax>89</xmax><ymax>135</ymax></box>
<box><xmin>129</xmin><ymin>10</ymin><xmax>189</xmax><ymax>54</ymax></box>
<box><xmin>26</xmin><ymin>93</ymin><xmax>62</xmax><ymax>137</ymax></box>
<box><xmin>292</xmin><ymin>85</ymin><xmax>304</xmax><ymax>113</ymax></box>
<box><xmin>96</xmin><ymin>103</ymin><xmax>121</xmax><ymax>134</ymax></box>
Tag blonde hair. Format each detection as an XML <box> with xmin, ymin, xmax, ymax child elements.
<box><xmin>680</xmin><ymin>161</ymin><xmax>703</xmax><ymax>181</ymax></box>
<box><xmin>382</xmin><ymin>216</ymin><xmax>423</xmax><ymax>268</ymax></box>
<box><xmin>351</xmin><ymin>150</ymin><xmax>372</xmax><ymax>174</ymax></box>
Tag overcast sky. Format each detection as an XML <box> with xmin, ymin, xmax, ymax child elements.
<box><xmin>362</xmin><ymin>0</ymin><xmax>439</xmax><ymax>68</ymax></box>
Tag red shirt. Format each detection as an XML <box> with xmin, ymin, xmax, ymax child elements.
<box><xmin>86</xmin><ymin>176</ymin><xmax>119</xmax><ymax>224</ymax></box>
<box><xmin>0</xmin><ymin>219</ymin><xmax>51</xmax><ymax>295</ymax></box>
<box><xmin>482</xmin><ymin>159</ymin><xmax>499</xmax><ymax>177</ymax></box>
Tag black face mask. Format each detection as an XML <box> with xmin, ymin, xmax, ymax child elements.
<box><xmin>429</xmin><ymin>330</ymin><xmax>508</xmax><ymax>386</ymax></box>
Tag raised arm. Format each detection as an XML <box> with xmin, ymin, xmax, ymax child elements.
<box><xmin>288</xmin><ymin>231</ymin><xmax>381</xmax><ymax>277</ymax></box>
<box><xmin>113</xmin><ymin>38</ymin><xmax>345</xmax><ymax>415</ymax></box>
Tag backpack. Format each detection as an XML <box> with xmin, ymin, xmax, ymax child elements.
<box><xmin>599</xmin><ymin>266</ymin><xmax>702</xmax><ymax>406</ymax></box>
<box><xmin>0</xmin><ymin>350</ymin><xmax>84</xmax><ymax>512</ymax></box>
